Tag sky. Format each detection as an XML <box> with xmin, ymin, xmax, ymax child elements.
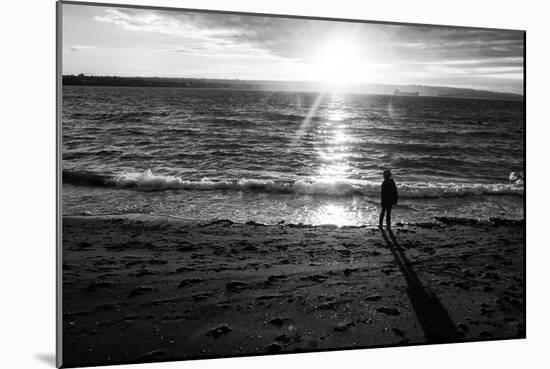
<box><xmin>62</xmin><ymin>3</ymin><xmax>524</xmax><ymax>94</ymax></box>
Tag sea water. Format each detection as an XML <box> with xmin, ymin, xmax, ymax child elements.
<box><xmin>62</xmin><ymin>85</ymin><xmax>524</xmax><ymax>226</ymax></box>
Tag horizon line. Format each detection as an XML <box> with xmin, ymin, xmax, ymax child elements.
<box><xmin>62</xmin><ymin>74</ymin><xmax>524</xmax><ymax>97</ymax></box>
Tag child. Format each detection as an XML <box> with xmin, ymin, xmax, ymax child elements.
<box><xmin>379</xmin><ymin>170</ymin><xmax>398</xmax><ymax>228</ymax></box>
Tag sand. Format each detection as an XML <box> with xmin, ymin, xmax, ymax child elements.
<box><xmin>61</xmin><ymin>214</ymin><xmax>525</xmax><ymax>367</ymax></box>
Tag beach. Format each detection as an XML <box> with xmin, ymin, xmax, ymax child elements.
<box><xmin>62</xmin><ymin>214</ymin><xmax>525</xmax><ymax>367</ymax></box>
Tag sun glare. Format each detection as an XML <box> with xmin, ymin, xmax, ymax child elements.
<box><xmin>310</xmin><ymin>38</ymin><xmax>364</xmax><ymax>85</ymax></box>
<box><xmin>313</xmin><ymin>204</ymin><xmax>352</xmax><ymax>227</ymax></box>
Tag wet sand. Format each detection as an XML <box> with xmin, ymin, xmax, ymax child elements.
<box><xmin>61</xmin><ymin>214</ymin><xmax>525</xmax><ymax>367</ymax></box>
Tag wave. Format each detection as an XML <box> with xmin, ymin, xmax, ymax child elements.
<box><xmin>70</xmin><ymin>111</ymin><xmax>169</xmax><ymax>122</ymax></box>
<box><xmin>63</xmin><ymin>149</ymin><xmax>123</xmax><ymax>160</ymax></box>
<box><xmin>63</xmin><ymin>169</ymin><xmax>524</xmax><ymax>198</ymax></box>
<box><xmin>509</xmin><ymin>171</ymin><xmax>524</xmax><ymax>184</ymax></box>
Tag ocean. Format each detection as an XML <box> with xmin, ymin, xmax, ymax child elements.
<box><xmin>61</xmin><ymin>85</ymin><xmax>524</xmax><ymax>226</ymax></box>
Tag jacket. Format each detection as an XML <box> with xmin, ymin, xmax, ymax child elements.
<box><xmin>381</xmin><ymin>178</ymin><xmax>398</xmax><ymax>207</ymax></box>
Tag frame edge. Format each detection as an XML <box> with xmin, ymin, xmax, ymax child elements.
<box><xmin>56</xmin><ymin>1</ymin><xmax>63</xmax><ymax>367</ymax></box>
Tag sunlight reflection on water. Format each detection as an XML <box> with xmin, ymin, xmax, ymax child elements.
<box><xmin>305</xmin><ymin>200</ymin><xmax>379</xmax><ymax>227</ymax></box>
<box><xmin>310</xmin><ymin>94</ymin><xmax>363</xmax><ymax>225</ymax></box>
<box><xmin>316</xmin><ymin>94</ymin><xmax>353</xmax><ymax>183</ymax></box>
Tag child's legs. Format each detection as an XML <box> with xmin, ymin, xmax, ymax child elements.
<box><xmin>379</xmin><ymin>206</ymin><xmax>386</xmax><ymax>225</ymax></box>
<box><xmin>386</xmin><ymin>206</ymin><xmax>392</xmax><ymax>226</ymax></box>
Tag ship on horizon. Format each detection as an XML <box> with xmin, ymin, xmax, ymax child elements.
<box><xmin>393</xmin><ymin>89</ymin><xmax>420</xmax><ymax>96</ymax></box>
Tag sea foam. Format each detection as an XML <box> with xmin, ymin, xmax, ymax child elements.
<box><xmin>60</xmin><ymin>169</ymin><xmax>526</xmax><ymax>198</ymax></box>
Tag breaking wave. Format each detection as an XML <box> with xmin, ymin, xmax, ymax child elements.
<box><xmin>63</xmin><ymin>169</ymin><xmax>524</xmax><ymax>199</ymax></box>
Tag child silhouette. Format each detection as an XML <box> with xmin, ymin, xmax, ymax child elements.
<box><xmin>379</xmin><ymin>170</ymin><xmax>398</xmax><ymax>228</ymax></box>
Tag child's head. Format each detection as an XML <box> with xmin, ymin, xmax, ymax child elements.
<box><xmin>383</xmin><ymin>170</ymin><xmax>392</xmax><ymax>179</ymax></box>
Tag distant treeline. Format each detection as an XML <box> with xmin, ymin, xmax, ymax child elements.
<box><xmin>62</xmin><ymin>74</ymin><xmax>523</xmax><ymax>101</ymax></box>
<box><xmin>62</xmin><ymin>74</ymin><xmax>272</xmax><ymax>89</ymax></box>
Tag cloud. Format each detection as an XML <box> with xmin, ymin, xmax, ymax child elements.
<box><xmin>92</xmin><ymin>8</ymin><xmax>378</xmax><ymax>61</ymax></box>
<box><xmin>69</xmin><ymin>45</ymin><xmax>97</xmax><ymax>52</ymax></box>
<box><xmin>93</xmin><ymin>8</ymin><xmax>523</xmax><ymax>63</ymax></box>
<box><xmin>94</xmin><ymin>9</ymin><xmax>274</xmax><ymax>58</ymax></box>
<box><xmin>393</xmin><ymin>27</ymin><xmax>524</xmax><ymax>61</ymax></box>
<box><xmin>404</xmin><ymin>56</ymin><xmax>523</xmax><ymax>80</ymax></box>
<box><xmin>89</xmin><ymin>7</ymin><xmax>523</xmax><ymax>90</ymax></box>
<box><xmin>94</xmin><ymin>9</ymin><xmax>241</xmax><ymax>40</ymax></box>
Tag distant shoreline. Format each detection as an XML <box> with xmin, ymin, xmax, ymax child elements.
<box><xmin>62</xmin><ymin>75</ymin><xmax>524</xmax><ymax>101</ymax></box>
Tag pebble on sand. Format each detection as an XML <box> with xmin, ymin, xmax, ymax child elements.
<box><xmin>207</xmin><ymin>324</ymin><xmax>232</xmax><ymax>338</ymax></box>
<box><xmin>334</xmin><ymin>321</ymin><xmax>355</xmax><ymax>332</ymax></box>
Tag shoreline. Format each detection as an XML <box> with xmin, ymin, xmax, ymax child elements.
<box><xmin>61</xmin><ymin>214</ymin><xmax>525</xmax><ymax>367</ymax></box>
<box><xmin>62</xmin><ymin>212</ymin><xmax>525</xmax><ymax>228</ymax></box>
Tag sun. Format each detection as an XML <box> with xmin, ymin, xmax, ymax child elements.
<box><xmin>309</xmin><ymin>37</ymin><xmax>364</xmax><ymax>86</ymax></box>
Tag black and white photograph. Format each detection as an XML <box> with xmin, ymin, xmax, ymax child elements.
<box><xmin>58</xmin><ymin>1</ymin><xmax>525</xmax><ymax>367</ymax></box>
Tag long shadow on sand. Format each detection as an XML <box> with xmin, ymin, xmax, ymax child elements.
<box><xmin>380</xmin><ymin>228</ymin><xmax>461</xmax><ymax>343</ymax></box>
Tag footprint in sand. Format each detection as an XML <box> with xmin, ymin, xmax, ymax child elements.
<box><xmin>128</xmin><ymin>286</ymin><xmax>154</xmax><ymax>298</ymax></box>
<box><xmin>268</xmin><ymin>317</ymin><xmax>293</xmax><ymax>327</ymax></box>
<box><xmin>334</xmin><ymin>321</ymin><xmax>355</xmax><ymax>332</ymax></box>
<box><xmin>377</xmin><ymin>307</ymin><xmax>400</xmax><ymax>316</ymax></box>
<box><xmin>226</xmin><ymin>280</ymin><xmax>249</xmax><ymax>292</ymax></box>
